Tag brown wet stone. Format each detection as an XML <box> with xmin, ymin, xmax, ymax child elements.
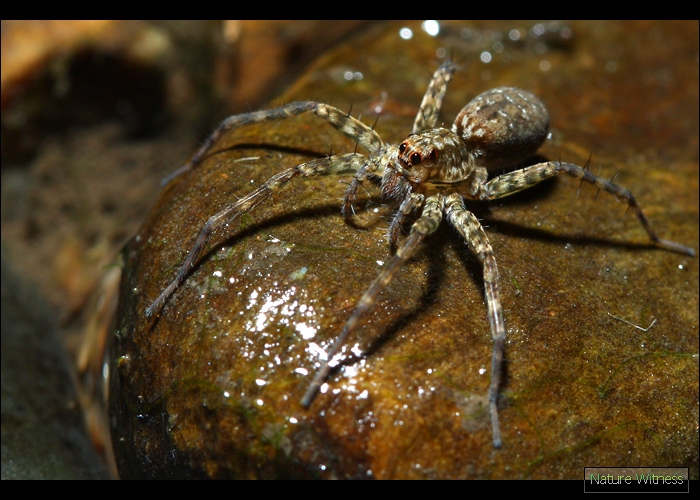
<box><xmin>112</xmin><ymin>21</ymin><xmax>698</xmax><ymax>479</ymax></box>
<box><xmin>1</xmin><ymin>21</ymin><xmax>370</xmax><ymax>477</ymax></box>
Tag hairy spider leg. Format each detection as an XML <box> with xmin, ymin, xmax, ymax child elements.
<box><xmin>476</xmin><ymin>161</ymin><xmax>696</xmax><ymax>256</ymax></box>
<box><xmin>387</xmin><ymin>192</ymin><xmax>425</xmax><ymax>252</ymax></box>
<box><xmin>301</xmin><ymin>194</ymin><xmax>444</xmax><ymax>404</ymax></box>
<box><xmin>161</xmin><ymin>101</ymin><xmax>384</xmax><ymax>185</ymax></box>
<box><xmin>341</xmin><ymin>158</ymin><xmax>383</xmax><ymax>219</ymax></box>
<box><xmin>145</xmin><ymin>153</ymin><xmax>369</xmax><ymax>317</ymax></box>
<box><xmin>412</xmin><ymin>61</ymin><xmax>456</xmax><ymax>133</ymax></box>
<box><xmin>445</xmin><ymin>193</ymin><xmax>505</xmax><ymax>448</ymax></box>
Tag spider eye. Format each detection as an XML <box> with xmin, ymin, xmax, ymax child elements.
<box><xmin>410</xmin><ymin>153</ymin><xmax>422</xmax><ymax>165</ymax></box>
<box><xmin>399</xmin><ymin>143</ymin><xmax>407</xmax><ymax>154</ymax></box>
<box><xmin>429</xmin><ymin>149</ymin><xmax>438</xmax><ymax>161</ymax></box>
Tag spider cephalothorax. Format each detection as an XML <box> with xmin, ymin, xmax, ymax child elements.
<box><xmin>146</xmin><ymin>61</ymin><xmax>695</xmax><ymax>448</ymax></box>
<box><xmin>394</xmin><ymin>129</ymin><xmax>473</xmax><ymax>185</ymax></box>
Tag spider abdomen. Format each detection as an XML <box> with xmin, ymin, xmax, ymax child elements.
<box><xmin>453</xmin><ymin>87</ymin><xmax>549</xmax><ymax>171</ymax></box>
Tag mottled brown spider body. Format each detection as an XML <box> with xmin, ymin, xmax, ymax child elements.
<box><xmin>146</xmin><ymin>61</ymin><xmax>695</xmax><ymax>448</ymax></box>
<box><xmin>455</xmin><ymin>87</ymin><xmax>549</xmax><ymax>170</ymax></box>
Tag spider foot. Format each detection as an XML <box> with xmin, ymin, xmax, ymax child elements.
<box><xmin>656</xmin><ymin>238</ymin><xmax>695</xmax><ymax>257</ymax></box>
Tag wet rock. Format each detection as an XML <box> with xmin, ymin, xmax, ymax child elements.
<box><xmin>1</xmin><ymin>257</ymin><xmax>109</xmax><ymax>479</ymax></box>
<box><xmin>112</xmin><ymin>21</ymin><xmax>698</xmax><ymax>479</ymax></box>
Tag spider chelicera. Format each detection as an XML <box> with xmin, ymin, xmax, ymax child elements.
<box><xmin>145</xmin><ymin>61</ymin><xmax>695</xmax><ymax>448</ymax></box>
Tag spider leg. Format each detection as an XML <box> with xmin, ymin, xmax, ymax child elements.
<box><xmin>301</xmin><ymin>194</ymin><xmax>445</xmax><ymax>407</ymax></box>
<box><xmin>477</xmin><ymin>161</ymin><xmax>695</xmax><ymax>256</ymax></box>
<box><xmin>388</xmin><ymin>192</ymin><xmax>425</xmax><ymax>253</ymax></box>
<box><xmin>146</xmin><ymin>153</ymin><xmax>368</xmax><ymax>318</ymax></box>
<box><xmin>445</xmin><ymin>193</ymin><xmax>505</xmax><ymax>449</ymax></box>
<box><xmin>412</xmin><ymin>61</ymin><xmax>457</xmax><ymax>133</ymax></box>
<box><xmin>162</xmin><ymin>101</ymin><xmax>384</xmax><ymax>185</ymax></box>
<box><xmin>341</xmin><ymin>147</ymin><xmax>394</xmax><ymax>220</ymax></box>
<box><xmin>341</xmin><ymin>160</ymin><xmax>379</xmax><ymax>218</ymax></box>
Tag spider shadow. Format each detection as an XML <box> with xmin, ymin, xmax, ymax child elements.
<box><xmin>309</xmin><ymin>153</ymin><xmax>665</xmax><ymax>396</ymax></box>
<box><xmin>478</xmin><ymin>218</ymin><xmax>662</xmax><ymax>254</ymax></box>
<box><xmin>304</xmin><ymin>203</ymin><xmax>525</xmax><ymax>395</ymax></box>
<box><xmin>145</xmin><ymin>202</ymin><xmax>343</xmax><ymax>331</ymax></box>
<box><xmin>155</xmin><ymin>183</ymin><xmax>462</xmax><ymax>385</ymax></box>
<box><xmin>471</xmin><ymin>153</ymin><xmax>660</xmax><ymax>253</ymax></box>
<box><xmin>313</xmin><ymin>221</ymin><xmax>458</xmax><ymax>386</ymax></box>
<box><xmin>150</xmin><ymin>151</ymin><xmax>657</xmax><ymax>392</ymax></box>
<box><xmin>210</xmin><ymin>142</ymin><xmax>334</xmax><ymax>164</ymax></box>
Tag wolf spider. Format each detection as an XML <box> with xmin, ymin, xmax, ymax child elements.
<box><xmin>146</xmin><ymin>61</ymin><xmax>695</xmax><ymax>448</ymax></box>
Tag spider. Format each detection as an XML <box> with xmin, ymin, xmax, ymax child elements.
<box><xmin>145</xmin><ymin>61</ymin><xmax>695</xmax><ymax>448</ymax></box>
